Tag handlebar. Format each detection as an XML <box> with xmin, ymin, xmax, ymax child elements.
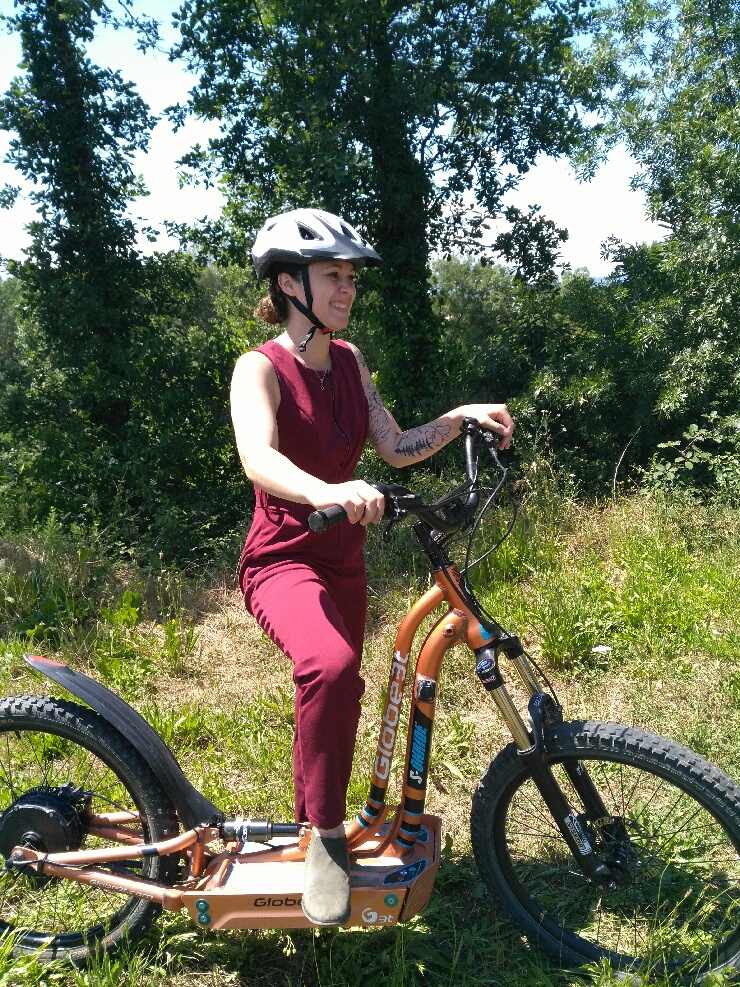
<box><xmin>307</xmin><ymin>419</ymin><xmax>503</xmax><ymax>535</ymax></box>
<box><xmin>307</xmin><ymin>483</ymin><xmax>424</xmax><ymax>532</ymax></box>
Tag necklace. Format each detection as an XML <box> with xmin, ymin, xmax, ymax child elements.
<box><xmin>283</xmin><ymin>336</ymin><xmax>332</xmax><ymax>385</ymax></box>
<box><xmin>312</xmin><ymin>366</ymin><xmax>332</xmax><ymax>390</ymax></box>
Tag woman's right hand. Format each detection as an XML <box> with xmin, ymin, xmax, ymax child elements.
<box><xmin>312</xmin><ymin>480</ymin><xmax>385</xmax><ymax>526</ymax></box>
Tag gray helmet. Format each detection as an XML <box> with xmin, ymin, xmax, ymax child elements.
<box><xmin>252</xmin><ymin>208</ymin><xmax>382</xmax><ymax>281</ymax></box>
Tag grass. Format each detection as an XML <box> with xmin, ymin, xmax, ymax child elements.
<box><xmin>1</xmin><ymin>488</ymin><xmax>739</xmax><ymax>986</ymax></box>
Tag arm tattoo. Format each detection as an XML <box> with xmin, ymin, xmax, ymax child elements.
<box><xmin>366</xmin><ymin>385</ymin><xmax>395</xmax><ymax>446</ymax></box>
<box><xmin>352</xmin><ymin>346</ymin><xmax>452</xmax><ymax>460</ymax></box>
<box><xmin>395</xmin><ymin>422</ymin><xmax>452</xmax><ymax>458</ymax></box>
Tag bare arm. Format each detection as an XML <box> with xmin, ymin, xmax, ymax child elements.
<box><xmin>349</xmin><ymin>344</ymin><xmax>515</xmax><ymax>468</ymax></box>
<box><xmin>230</xmin><ymin>351</ymin><xmax>384</xmax><ymax>524</ymax></box>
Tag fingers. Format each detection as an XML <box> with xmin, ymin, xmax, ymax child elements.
<box><xmin>487</xmin><ymin>405</ymin><xmax>515</xmax><ymax>450</ymax></box>
<box><xmin>349</xmin><ymin>482</ymin><xmax>385</xmax><ymax>526</ymax></box>
<box><xmin>321</xmin><ymin>482</ymin><xmax>385</xmax><ymax>525</ymax></box>
<box><xmin>465</xmin><ymin>404</ymin><xmax>515</xmax><ymax>450</ymax></box>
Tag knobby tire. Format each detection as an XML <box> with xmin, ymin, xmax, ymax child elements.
<box><xmin>0</xmin><ymin>696</ymin><xmax>179</xmax><ymax>963</ymax></box>
<box><xmin>471</xmin><ymin>719</ymin><xmax>740</xmax><ymax>983</ymax></box>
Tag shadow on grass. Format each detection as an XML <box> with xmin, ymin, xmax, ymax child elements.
<box><xmin>145</xmin><ymin>853</ymin><xmax>583</xmax><ymax>987</ymax></box>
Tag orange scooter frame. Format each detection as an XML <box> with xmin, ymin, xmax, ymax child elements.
<box><xmin>16</xmin><ymin>556</ymin><xmax>530</xmax><ymax>932</ymax></box>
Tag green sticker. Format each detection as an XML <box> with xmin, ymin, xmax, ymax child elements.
<box><xmin>384</xmin><ymin>893</ymin><xmax>399</xmax><ymax>907</ymax></box>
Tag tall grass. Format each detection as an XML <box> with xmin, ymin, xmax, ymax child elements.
<box><xmin>1</xmin><ymin>488</ymin><xmax>739</xmax><ymax>986</ymax></box>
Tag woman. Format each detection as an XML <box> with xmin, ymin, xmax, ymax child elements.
<box><xmin>231</xmin><ymin>208</ymin><xmax>514</xmax><ymax>927</ymax></box>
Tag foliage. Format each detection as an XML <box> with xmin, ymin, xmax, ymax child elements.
<box><xmin>0</xmin><ymin>259</ymin><xmax>249</xmax><ymax>561</ymax></box>
<box><xmin>431</xmin><ymin>249</ymin><xmax>740</xmax><ymax>497</ymax></box>
<box><xmin>432</xmin><ymin>258</ymin><xmax>661</xmax><ymax>490</ymax></box>
<box><xmin>0</xmin><ymin>3</ymin><xmax>258</xmax><ymax>561</ymax></box>
<box><xmin>478</xmin><ymin>486</ymin><xmax>740</xmax><ymax>703</ymax></box>
<box><xmin>641</xmin><ymin>414</ymin><xmax>740</xmax><ymax>502</ymax></box>
<box><xmin>171</xmin><ymin>0</ymin><xmax>602</xmax><ymax>420</ymax></box>
<box><xmin>0</xmin><ymin>516</ymin><xmax>204</xmax><ymax>700</ymax></box>
<box><xmin>2</xmin><ymin>0</ymin><xmax>739</xmax><ymax>558</ymax></box>
<box><xmin>0</xmin><ymin>510</ymin><xmax>99</xmax><ymax>645</ymax></box>
<box><xmin>0</xmin><ymin>277</ymin><xmax>19</xmax><ymax>370</ymax></box>
<box><xmin>1</xmin><ymin>490</ymin><xmax>740</xmax><ymax>985</ymax></box>
<box><xmin>583</xmin><ymin>0</ymin><xmax>740</xmax><ymax>435</ymax></box>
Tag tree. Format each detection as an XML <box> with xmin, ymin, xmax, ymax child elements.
<box><xmin>0</xmin><ymin>2</ymin><xmax>247</xmax><ymax>559</ymax></box>
<box><xmin>172</xmin><ymin>0</ymin><xmax>602</xmax><ymax>421</ymax></box>
<box><xmin>0</xmin><ymin>277</ymin><xmax>20</xmax><ymax>372</ymax></box>
<box><xmin>0</xmin><ymin>0</ymin><xmax>158</xmax><ymax>419</ymax></box>
<box><xmin>587</xmin><ymin>0</ymin><xmax>740</xmax><ymax>431</ymax></box>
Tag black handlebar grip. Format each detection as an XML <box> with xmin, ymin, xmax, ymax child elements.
<box><xmin>308</xmin><ymin>505</ymin><xmax>348</xmax><ymax>531</ymax></box>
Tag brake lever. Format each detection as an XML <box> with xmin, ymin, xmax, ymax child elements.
<box><xmin>481</xmin><ymin>429</ymin><xmax>507</xmax><ymax>473</ymax></box>
<box><xmin>375</xmin><ymin>483</ymin><xmax>425</xmax><ymax>542</ymax></box>
<box><xmin>382</xmin><ymin>517</ymin><xmax>397</xmax><ymax>543</ymax></box>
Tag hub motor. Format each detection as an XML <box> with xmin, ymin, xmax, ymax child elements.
<box><xmin>0</xmin><ymin>784</ymin><xmax>86</xmax><ymax>884</ymax></box>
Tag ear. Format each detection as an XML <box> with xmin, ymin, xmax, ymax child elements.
<box><xmin>278</xmin><ymin>271</ymin><xmax>300</xmax><ymax>297</ymax></box>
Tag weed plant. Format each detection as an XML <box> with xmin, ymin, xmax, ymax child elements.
<box><xmin>0</xmin><ymin>489</ymin><xmax>739</xmax><ymax>985</ymax></box>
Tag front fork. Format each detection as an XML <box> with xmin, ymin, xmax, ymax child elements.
<box><xmin>476</xmin><ymin>644</ymin><xmax>625</xmax><ymax>891</ymax></box>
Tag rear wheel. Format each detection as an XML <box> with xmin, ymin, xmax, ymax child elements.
<box><xmin>471</xmin><ymin>720</ymin><xmax>740</xmax><ymax>982</ymax></box>
<box><xmin>0</xmin><ymin>696</ymin><xmax>179</xmax><ymax>962</ymax></box>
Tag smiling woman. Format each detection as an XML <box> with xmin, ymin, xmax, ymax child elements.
<box><xmin>229</xmin><ymin>206</ymin><xmax>514</xmax><ymax>929</ymax></box>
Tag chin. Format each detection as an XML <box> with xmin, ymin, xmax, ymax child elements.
<box><xmin>326</xmin><ymin>320</ymin><xmax>350</xmax><ymax>333</ymax></box>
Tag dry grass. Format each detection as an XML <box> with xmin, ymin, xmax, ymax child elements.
<box><xmin>149</xmin><ymin>577</ymin><xmax>292</xmax><ymax>711</ymax></box>
<box><xmin>3</xmin><ymin>493</ymin><xmax>739</xmax><ymax>987</ymax></box>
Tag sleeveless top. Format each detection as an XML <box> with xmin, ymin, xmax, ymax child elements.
<box><xmin>238</xmin><ymin>338</ymin><xmax>370</xmax><ymax>595</ymax></box>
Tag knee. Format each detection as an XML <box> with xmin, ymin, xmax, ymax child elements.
<box><xmin>298</xmin><ymin>645</ymin><xmax>364</xmax><ymax>701</ymax></box>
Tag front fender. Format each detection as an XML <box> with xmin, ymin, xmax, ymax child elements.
<box><xmin>24</xmin><ymin>654</ymin><xmax>223</xmax><ymax>830</ymax></box>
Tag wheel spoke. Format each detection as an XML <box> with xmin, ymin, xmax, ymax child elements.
<box><xmin>0</xmin><ymin>697</ymin><xmax>177</xmax><ymax>962</ymax></box>
<box><xmin>472</xmin><ymin>722</ymin><xmax>740</xmax><ymax>977</ymax></box>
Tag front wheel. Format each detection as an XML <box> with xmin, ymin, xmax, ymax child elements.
<box><xmin>471</xmin><ymin>720</ymin><xmax>740</xmax><ymax>982</ymax></box>
<box><xmin>0</xmin><ymin>696</ymin><xmax>180</xmax><ymax>963</ymax></box>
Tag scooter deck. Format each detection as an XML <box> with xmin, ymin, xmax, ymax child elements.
<box><xmin>181</xmin><ymin>815</ymin><xmax>442</xmax><ymax>930</ymax></box>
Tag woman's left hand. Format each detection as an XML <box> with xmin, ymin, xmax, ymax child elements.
<box><xmin>457</xmin><ymin>404</ymin><xmax>515</xmax><ymax>450</ymax></box>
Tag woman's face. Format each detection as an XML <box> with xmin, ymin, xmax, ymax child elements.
<box><xmin>281</xmin><ymin>260</ymin><xmax>358</xmax><ymax>333</ymax></box>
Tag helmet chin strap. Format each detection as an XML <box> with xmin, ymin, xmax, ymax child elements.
<box><xmin>286</xmin><ymin>266</ymin><xmax>334</xmax><ymax>352</ymax></box>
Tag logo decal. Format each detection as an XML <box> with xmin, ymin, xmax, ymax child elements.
<box><xmin>374</xmin><ymin>651</ymin><xmax>409</xmax><ymax>781</ymax></box>
<box><xmin>564</xmin><ymin>812</ymin><xmax>593</xmax><ymax>855</ymax></box>
<box><xmin>254</xmin><ymin>896</ymin><xmax>301</xmax><ymax>907</ymax></box>
<box><xmin>407</xmin><ymin>709</ymin><xmax>432</xmax><ymax>790</ymax></box>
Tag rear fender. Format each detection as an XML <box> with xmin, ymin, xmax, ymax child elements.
<box><xmin>23</xmin><ymin>654</ymin><xmax>223</xmax><ymax>830</ymax></box>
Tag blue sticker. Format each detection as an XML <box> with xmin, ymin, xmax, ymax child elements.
<box><xmin>195</xmin><ymin>898</ymin><xmax>210</xmax><ymax>913</ymax></box>
<box><xmin>197</xmin><ymin>912</ymin><xmax>211</xmax><ymax>926</ymax></box>
<box><xmin>384</xmin><ymin>893</ymin><xmax>399</xmax><ymax>907</ymax></box>
<box><xmin>479</xmin><ymin>622</ymin><xmax>495</xmax><ymax>640</ymax></box>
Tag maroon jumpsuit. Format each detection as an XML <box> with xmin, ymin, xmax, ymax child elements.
<box><xmin>238</xmin><ymin>339</ymin><xmax>369</xmax><ymax>830</ymax></box>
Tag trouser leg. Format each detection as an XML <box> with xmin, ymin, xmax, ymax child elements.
<box><xmin>247</xmin><ymin>563</ymin><xmax>366</xmax><ymax>830</ymax></box>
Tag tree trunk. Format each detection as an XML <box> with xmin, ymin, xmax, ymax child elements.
<box><xmin>364</xmin><ymin>15</ymin><xmax>442</xmax><ymax>424</ymax></box>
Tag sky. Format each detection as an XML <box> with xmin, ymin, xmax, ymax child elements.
<box><xmin>0</xmin><ymin>0</ymin><xmax>665</xmax><ymax>278</ymax></box>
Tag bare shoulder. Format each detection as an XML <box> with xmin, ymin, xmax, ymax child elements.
<box><xmin>345</xmin><ymin>341</ymin><xmax>372</xmax><ymax>383</ymax></box>
<box><xmin>233</xmin><ymin>348</ymin><xmax>272</xmax><ymax>374</ymax></box>
<box><xmin>231</xmin><ymin>350</ymin><xmax>280</xmax><ymax>408</ymax></box>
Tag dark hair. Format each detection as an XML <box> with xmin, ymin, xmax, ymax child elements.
<box><xmin>253</xmin><ymin>262</ymin><xmax>303</xmax><ymax>324</ymax></box>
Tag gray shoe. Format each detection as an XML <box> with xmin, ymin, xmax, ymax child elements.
<box><xmin>301</xmin><ymin>832</ymin><xmax>351</xmax><ymax>926</ymax></box>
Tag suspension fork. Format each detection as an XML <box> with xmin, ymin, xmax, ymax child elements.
<box><xmin>476</xmin><ymin>644</ymin><xmax>619</xmax><ymax>888</ymax></box>
<box><xmin>503</xmin><ymin>646</ymin><xmax>612</xmax><ymax>821</ymax></box>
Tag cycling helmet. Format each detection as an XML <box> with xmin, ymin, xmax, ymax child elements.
<box><xmin>252</xmin><ymin>208</ymin><xmax>382</xmax><ymax>281</ymax></box>
<box><xmin>252</xmin><ymin>208</ymin><xmax>382</xmax><ymax>350</ymax></box>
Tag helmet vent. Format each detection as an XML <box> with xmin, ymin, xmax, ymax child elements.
<box><xmin>251</xmin><ymin>208</ymin><xmax>381</xmax><ymax>280</ymax></box>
